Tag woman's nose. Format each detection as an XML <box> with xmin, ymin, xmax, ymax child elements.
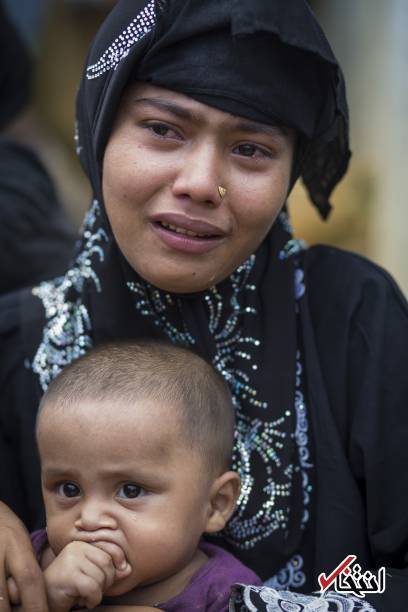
<box><xmin>171</xmin><ymin>141</ymin><xmax>223</xmax><ymax>207</ymax></box>
<box><xmin>74</xmin><ymin>499</ymin><xmax>117</xmax><ymax>531</ymax></box>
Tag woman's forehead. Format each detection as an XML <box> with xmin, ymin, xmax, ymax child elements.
<box><xmin>119</xmin><ymin>81</ymin><xmax>294</xmax><ymax>141</ymax></box>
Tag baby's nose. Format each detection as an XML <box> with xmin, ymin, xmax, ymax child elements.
<box><xmin>74</xmin><ymin>499</ymin><xmax>117</xmax><ymax>531</ymax></box>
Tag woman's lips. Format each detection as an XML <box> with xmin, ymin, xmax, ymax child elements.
<box><xmin>150</xmin><ymin>213</ymin><xmax>227</xmax><ymax>254</ymax></box>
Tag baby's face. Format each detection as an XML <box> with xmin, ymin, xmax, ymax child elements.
<box><xmin>37</xmin><ymin>397</ymin><xmax>214</xmax><ymax>597</ymax></box>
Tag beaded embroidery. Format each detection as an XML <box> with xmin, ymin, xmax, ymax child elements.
<box><xmin>32</xmin><ymin>201</ymin><xmax>107</xmax><ymax>390</ymax></box>
<box><xmin>295</xmin><ymin>351</ymin><xmax>313</xmax><ymax>529</ymax></box>
<box><xmin>31</xmin><ymin>201</ymin><xmax>313</xmax><ymax>553</ymax></box>
<box><xmin>127</xmin><ymin>247</ymin><xmax>313</xmax><ymax>551</ymax></box>
<box><xmin>127</xmin><ymin>256</ymin><xmax>266</xmax><ymax>410</ymax></box>
<box><xmin>86</xmin><ymin>0</ymin><xmax>156</xmax><ymax>80</ymax></box>
<box><xmin>278</xmin><ymin>210</ymin><xmax>307</xmax><ymax>263</ymax></box>
<box><xmin>279</xmin><ymin>238</ymin><xmax>307</xmax><ymax>261</ymax></box>
<box><xmin>231</xmin><ymin>585</ymin><xmax>377</xmax><ymax>611</ymax></box>
<box><xmin>261</xmin><ymin>348</ymin><xmax>312</xmax><ymax>588</ymax></box>
<box><xmin>264</xmin><ymin>554</ymin><xmax>306</xmax><ymax>589</ymax></box>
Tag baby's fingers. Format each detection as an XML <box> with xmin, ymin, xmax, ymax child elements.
<box><xmin>91</xmin><ymin>541</ymin><xmax>131</xmax><ymax>577</ymax></box>
<box><xmin>80</xmin><ymin>548</ymin><xmax>116</xmax><ymax>592</ymax></box>
<box><xmin>74</xmin><ymin>574</ymin><xmax>104</xmax><ymax>610</ymax></box>
<box><xmin>6</xmin><ymin>577</ymin><xmax>19</xmax><ymax>605</ymax></box>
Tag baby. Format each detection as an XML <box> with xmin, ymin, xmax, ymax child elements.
<box><xmin>23</xmin><ymin>340</ymin><xmax>261</xmax><ymax>611</ymax></box>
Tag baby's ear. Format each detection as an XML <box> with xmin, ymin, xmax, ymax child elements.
<box><xmin>205</xmin><ymin>471</ymin><xmax>240</xmax><ymax>534</ymax></box>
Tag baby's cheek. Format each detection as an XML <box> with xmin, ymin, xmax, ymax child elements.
<box><xmin>45</xmin><ymin>517</ymin><xmax>71</xmax><ymax>556</ymax></box>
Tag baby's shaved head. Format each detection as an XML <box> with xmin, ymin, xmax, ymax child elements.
<box><xmin>37</xmin><ymin>340</ymin><xmax>235</xmax><ymax>474</ymax></box>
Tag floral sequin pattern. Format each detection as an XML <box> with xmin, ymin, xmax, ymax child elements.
<box><xmin>127</xmin><ymin>251</ymin><xmax>312</xmax><ymax>552</ymax></box>
<box><xmin>86</xmin><ymin>0</ymin><xmax>156</xmax><ymax>80</ymax></box>
<box><xmin>32</xmin><ymin>201</ymin><xmax>107</xmax><ymax>391</ymax></box>
<box><xmin>127</xmin><ymin>255</ymin><xmax>263</xmax><ymax>411</ymax></box>
<box><xmin>295</xmin><ymin>352</ymin><xmax>313</xmax><ymax>531</ymax></box>
<box><xmin>230</xmin><ymin>585</ymin><xmax>377</xmax><ymax>612</ymax></box>
<box><xmin>265</xmin><ymin>555</ymin><xmax>306</xmax><ymax>590</ymax></box>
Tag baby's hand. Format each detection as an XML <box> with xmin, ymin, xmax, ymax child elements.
<box><xmin>43</xmin><ymin>540</ymin><xmax>130</xmax><ymax>612</ymax></box>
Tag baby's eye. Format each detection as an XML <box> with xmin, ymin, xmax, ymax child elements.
<box><xmin>233</xmin><ymin>143</ymin><xmax>272</xmax><ymax>159</ymax></box>
<box><xmin>57</xmin><ymin>482</ymin><xmax>80</xmax><ymax>498</ymax></box>
<box><xmin>117</xmin><ymin>483</ymin><xmax>144</xmax><ymax>499</ymax></box>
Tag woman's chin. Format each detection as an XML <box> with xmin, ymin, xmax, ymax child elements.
<box><xmin>134</xmin><ymin>266</ymin><xmax>222</xmax><ymax>294</ymax></box>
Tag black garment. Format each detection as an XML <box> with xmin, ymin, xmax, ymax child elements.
<box><xmin>0</xmin><ymin>2</ymin><xmax>407</xmax><ymax>611</ymax></box>
<box><xmin>0</xmin><ymin>0</ymin><xmax>32</xmax><ymax>130</ymax></box>
<box><xmin>0</xmin><ymin>1</ymin><xmax>75</xmax><ymax>294</ymax></box>
<box><xmin>46</xmin><ymin>0</ymin><xmax>352</xmax><ymax>583</ymax></box>
<box><xmin>64</xmin><ymin>0</ymin><xmax>351</xmax><ymax>582</ymax></box>
<box><xmin>1</xmin><ymin>246</ymin><xmax>408</xmax><ymax>612</ymax></box>
<box><xmin>0</xmin><ymin>139</ymin><xmax>75</xmax><ymax>294</ymax></box>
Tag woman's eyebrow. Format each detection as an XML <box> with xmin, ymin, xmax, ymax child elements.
<box><xmin>132</xmin><ymin>97</ymin><xmax>200</xmax><ymax>122</ymax></box>
<box><xmin>132</xmin><ymin>97</ymin><xmax>290</xmax><ymax>139</ymax></box>
<box><xmin>233</xmin><ymin>119</ymin><xmax>290</xmax><ymax>139</ymax></box>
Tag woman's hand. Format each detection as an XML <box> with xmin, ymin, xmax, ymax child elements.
<box><xmin>0</xmin><ymin>501</ymin><xmax>48</xmax><ymax>612</ymax></box>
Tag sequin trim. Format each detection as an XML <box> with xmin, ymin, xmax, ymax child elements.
<box><xmin>264</xmin><ymin>554</ymin><xmax>306</xmax><ymax>590</ymax></box>
<box><xmin>127</xmin><ymin>251</ymin><xmax>312</xmax><ymax>551</ymax></box>
<box><xmin>86</xmin><ymin>0</ymin><xmax>156</xmax><ymax>80</ymax></box>
<box><xmin>126</xmin><ymin>283</ymin><xmax>195</xmax><ymax>346</ymax></box>
<box><xmin>31</xmin><ymin>204</ymin><xmax>313</xmax><ymax>554</ymax></box>
<box><xmin>295</xmin><ymin>351</ymin><xmax>313</xmax><ymax>529</ymax></box>
<box><xmin>74</xmin><ymin>120</ymin><xmax>81</xmax><ymax>156</ymax></box>
<box><xmin>231</xmin><ymin>585</ymin><xmax>377</xmax><ymax>611</ymax></box>
<box><xmin>278</xmin><ymin>210</ymin><xmax>293</xmax><ymax>235</ymax></box>
<box><xmin>127</xmin><ymin>256</ymin><xmax>266</xmax><ymax>409</ymax></box>
<box><xmin>32</xmin><ymin>201</ymin><xmax>107</xmax><ymax>390</ymax></box>
<box><xmin>295</xmin><ymin>268</ymin><xmax>305</xmax><ymax>299</ymax></box>
<box><xmin>279</xmin><ymin>238</ymin><xmax>307</xmax><ymax>261</ymax></box>
<box><xmin>261</xmin><ymin>352</ymin><xmax>312</xmax><ymax>588</ymax></box>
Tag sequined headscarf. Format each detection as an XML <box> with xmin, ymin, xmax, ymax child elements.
<box><xmin>30</xmin><ymin>0</ymin><xmax>349</xmax><ymax>585</ymax></box>
<box><xmin>77</xmin><ymin>0</ymin><xmax>350</xmax><ymax>218</ymax></box>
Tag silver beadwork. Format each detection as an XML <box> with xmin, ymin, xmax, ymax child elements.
<box><xmin>32</xmin><ymin>201</ymin><xmax>107</xmax><ymax>390</ymax></box>
<box><xmin>31</xmin><ymin>205</ymin><xmax>313</xmax><ymax>554</ymax></box>
<box><xmin>86</xmin><ymin>0</ymin><xmax>156</xmax><ymax>80</ymax></box>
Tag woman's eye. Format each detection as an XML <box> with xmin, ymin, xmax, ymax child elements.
<box><xmin>145</xmin><ymin>123</ymin><xmax>180</xmax><ymax>139</ymax></box>
<box><xmin>57</xmin><ymin>482</ymin><xmax>80</xmax><ymax>498</ymax></box>
<box><xmin>117</xmin><ymin>483</ymin><xmax>144</xmax><ymax>499</ymax></box>
<box><xmin>234</xmin><ymin>143</ymin><xmax>272</xmax><ymax>159</ymax></box>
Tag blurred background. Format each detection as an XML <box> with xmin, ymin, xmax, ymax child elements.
<box><xmin>3</xmin><ymin>0</ymin><xmax>408</xmax><ymax>293</ymax></box>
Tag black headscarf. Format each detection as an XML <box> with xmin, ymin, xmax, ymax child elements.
<box><xmin>30</xmin><ymin>0</ymin><xmax>349</xmax><ymax>582</ymax></box>
<box><xmin>77</xmin><ymin>0</ymin><xmax>350</xmax><ymax>219</ymax></box>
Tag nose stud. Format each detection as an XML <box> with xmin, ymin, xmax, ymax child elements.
<box><xmin>218</xmin><ymin>186</ymin><xmax>227</xmax><ymax>199</ymax></box>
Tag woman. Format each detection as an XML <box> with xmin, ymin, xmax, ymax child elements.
<box><xmin>1</xmin><ymin>1</ymin><xmax>407</xmax><ymax>611</ymax></box>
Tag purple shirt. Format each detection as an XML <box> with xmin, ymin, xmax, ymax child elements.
<box><xmin>31</xmin><ymin>531</ymin><xmax>261</xmax><ymax>611</ymax></box>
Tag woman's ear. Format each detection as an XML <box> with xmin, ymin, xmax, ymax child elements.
<box><xmin>205</xmin><ymin>471</ymin><xmax>240</xmax><ymax>534</ymax></box>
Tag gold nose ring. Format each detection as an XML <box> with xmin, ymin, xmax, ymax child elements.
<box><xmin>218</xmin><ymin>186</ymin><xmax>227</xmax><ymax>199</ymax></box>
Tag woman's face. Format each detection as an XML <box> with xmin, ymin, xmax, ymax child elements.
<box><xmin>103</xmin><ymin>82</ymin><xmax>295</xmax><ymax>293</ymax></box>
